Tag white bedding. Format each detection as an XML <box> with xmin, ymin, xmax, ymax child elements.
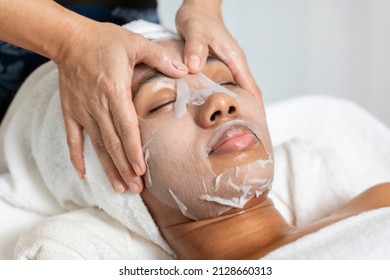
<box><xmin>1</xmin><ymin>62</ymin><xmax>389</xmax><ymax>259</ymax></box>
<box><xmin>263</xmin><ymin>207</ymin><xmax>390</xmax><ymax>259</ymax></box>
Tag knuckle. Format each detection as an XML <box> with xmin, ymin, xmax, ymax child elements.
<box><xmin>132</xmin><ymin>34</ymin><xmax>152</xmax><ymax>58</ymax></box>
<box><xmin>152</xmin><ymin>44</ymin><xmax>171</xmax><ymax>63</ymax></box>
<box><xmin>236</xmin><ymin>48</ymin><xmax>246</xmax><ymax>60</ymax></box>
<box><xmin>92</xmin><ymin>139</ymin><xmax>107</xmax><ymax>156</ymax></box>
<box><xmin>86</xmin><ymin>96</ymin><xmax>101</xmax><ymax>110</ymax></box>
<box><xmin>115</xmin><ymin>119</ymin><xmax>138</xmax><ymax>138</ymax></box>
<box><xmin>104</xmin><ymin>139</ymin><xmax>123</xmax><ymax>155</ymax></box>
<box><xmin>187</xmin><ymin>40</ymin><xmax>207</xmax><ymax>57</ymax></box>
<box><xmin>184</xmin><ymin>20</ymin><xmax>206</xmax><ymax>34</ymax></box>
<box><xmin>86</xmin><ymin>96</ymin><xmax>110</xmax><ymax>117</ymax></box>
<box><xmin>97</xmin><ymin>76</ymin><xmax>127</xmax><ymax>98</ymax></box>
<box><xmin>66</xmin><ymin>135</ymin><xmax>80</xmax><ymax>149</ymax></box>
<box><xmin>98</xmin><ymin>77</ymin><xmax>116</xmax><ymax>96</ymax></box>
<box><xmin>237</xmin><ymin>49</ymin><xmax>248</xmax><ymax>63</ymax></box>
<box><xmin>131</xmin><ymin>32</ymin><xmax>147</xmax><ymax>43</ymax></box>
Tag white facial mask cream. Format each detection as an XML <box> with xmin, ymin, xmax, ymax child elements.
<box><xmin>174</xmin><ymin>73</ymin><xmax>238</xmax><ymax>118</ymax></box>
<box><xmin>140</xmin><ymin>73</ymin><xmax>274</xmax><ymax>220</ymax></box>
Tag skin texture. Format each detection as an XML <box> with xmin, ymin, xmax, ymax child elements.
<box><xmin>134</xmin><ymin>59</ymin><xmax>273</xmax><ymax>220</ymax></box>
<box><xmin>0</xmin><ymin>0</ymin><xmax>255</xmax><ymax>195</ymax></box>
<box><xmin>132</xmin><ymin>40</ymin><xmax>390</xmax><ymax>260</ymax></box>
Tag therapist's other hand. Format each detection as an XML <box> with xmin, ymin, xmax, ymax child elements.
<box><xmin>55</xmin><ymin>21</ymin><xmax>188</xmax><ymax>193</ymax></box>
<box><xmin>176</xmin><ymin>0</ymin><xmax>260</xmax><ymax>96</ymax></box>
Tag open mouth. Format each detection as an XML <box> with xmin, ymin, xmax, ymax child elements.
<box><xmin>208</xmin><ymin>123</ymin><xmax>259</xmax><ymax>155</ymax></box>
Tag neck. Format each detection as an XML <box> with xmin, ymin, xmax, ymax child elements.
<box><xmin>159</xmin><ymin>197</ymin><xmax>294</xmax><ymax>259</ymax></box>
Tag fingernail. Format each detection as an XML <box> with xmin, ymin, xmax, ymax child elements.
<box><xmin>128</xmin><ymin>182</ymin><xmax>140</xmax><ymax>193</ymax></box>
<box><xmin>132</xmin><ymin>162</ymin><xmax>144</xmax><ymax>177</ymax></box>
<box><xmin>188</xmin><ymin>55</ymin><xmax>201</xmax><ymax>71</ymax></box>
<box><xmin>171</xmin><ymin>60</ymin><xmax>187</xmax><ymax>72</ymax></box>
<box><xmin>113</xmin><ymin>181</ymin><xmax>125</xmax><ymax>193</ymax></box>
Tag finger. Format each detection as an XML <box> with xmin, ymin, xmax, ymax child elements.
<box><xmin>92</xmin><ymin>64</ymin><xmax>145</xmax><ymax>187</ymax></box>
<box><xmin>89</xmin><ymin>96</ymin><xmax>144</xmax><ymax>193</ymax></box>
<box><xmin>63</xmin><ymin>113</ymin><xmax>85</xmax><ymax>180</ymax></box>
<box><xmin>86</xmin><ymin>118</ymin><xmax>140</xmax><ymax>193</ymax></box>
<box><xmin>109</xmin><ymin>90</ymin><xmax>145</xmax><ymax>177</ymax></box>
<box><xmin>232</xmin><ymin>61</ymin><xmax>261</xmax><ymax>96</ymax></box>
<box><xmin>215</xmin><ymin>45</ymin><xmax>261</xmax><ymax>96</ymax></box>
<box><xmin>181</xmin><ymin>23</ymin><xmax>209</xmax><ymax>73</ymax></box>
<box><xmin>138</xmin><ymin>39</ymin><xmax>188</xmax><ymax>78</ymax></box>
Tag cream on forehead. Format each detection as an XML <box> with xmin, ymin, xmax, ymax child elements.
<box><xmin>140</xmin><ymin>73</ymin><xmax>273</xmax><ymax>220</ymax></box>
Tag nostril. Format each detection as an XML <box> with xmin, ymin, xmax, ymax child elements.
<box><xmin>228</xmin><ymin>106</ymin><xmax>236</xmax><ymax>115</ymax></box>
<box><xmin>210</xmin><ymin>111</ymin><xmax>222</xmax><ymax>122</ymax></box>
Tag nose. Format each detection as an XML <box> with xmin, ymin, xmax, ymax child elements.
<box><xmin>196</xmin><ymin>93</ymin><xmax>240</xmax><ymax>128</ymax></box>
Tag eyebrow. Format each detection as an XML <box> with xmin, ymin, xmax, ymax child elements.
<box><xmin>133</xmin><ymin>55</ymin><xmax>221</xmax><ymax>99</ymax></box>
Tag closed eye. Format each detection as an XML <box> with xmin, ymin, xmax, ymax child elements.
<box><xmin>220</xmin><ymin>81</ymin><xmax>237</xmax><ymax>87</ymax></box>
<box><xmin>149</xmin><ymin>100</ymin><xmax>176</xmax><ymax>114</ymax></box>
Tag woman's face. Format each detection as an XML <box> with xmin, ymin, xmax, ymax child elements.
<box><xmin>132</xmin><ymin>40</ymin><xmax>273</xmax><ymax>220</ymax></box>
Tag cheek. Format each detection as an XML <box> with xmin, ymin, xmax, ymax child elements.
<box><xmin>139</xmin><ymin>114</ymin><xmax>238</xmax><ymax>220</ymax></box>
<box><xmin>236</xmin><ymin>93</ymin><xmax>273</xmax><ymax>153</ymax></box>
<box><xmin>139</xmin><ymin>115</ymin><xmax>211</xmax><ymax>213</ymax></box>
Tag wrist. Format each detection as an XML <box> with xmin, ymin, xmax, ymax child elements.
<box><xmin>0</xmin><ymin>0</ymin><xmax>95</xmax><ymax>63</ymax></box>
<box><xmin>51</xmin><ymin>14</ymin><xmax>93</xmax><ymax>64</ymax></box>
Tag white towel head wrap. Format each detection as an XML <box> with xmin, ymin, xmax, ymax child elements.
<box><xmin>122</xmin><ymin>19</ymin><xmax>180</xmax><ymax>41</ymax></box>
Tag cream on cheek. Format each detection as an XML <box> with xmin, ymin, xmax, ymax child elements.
<box><xmin>139</xmin><ymin>74</ymin><xmax>274</xmax><ymax>220</ymax></box>
<box><xmin>201</xmin><ymin>88</ymin><xmax>274</xmax><ymax>211</ymax></box>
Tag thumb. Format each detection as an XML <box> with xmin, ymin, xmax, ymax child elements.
<box><xmin>139</xmin><ymin>41</ymin><xmax>188</xmax><ymax>78</ymax></box>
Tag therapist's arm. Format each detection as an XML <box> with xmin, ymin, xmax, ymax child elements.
<box><xmin>0</xmin><ymin>0</ymin><xmax>188</xmax><ymax>193</ymax></box>
<box><xmin>176</xmin><ymin>0</ymin><xmax>260</xmax><ymax>96</ymax></box>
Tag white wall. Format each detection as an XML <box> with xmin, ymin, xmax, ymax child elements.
<box><xmin>159</xmin><ymin>0</ymin><xmax>390</xmax><ymax>127</ymax></box>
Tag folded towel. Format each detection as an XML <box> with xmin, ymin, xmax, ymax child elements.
<box><xmin>14</xmin><ymin>208</ymin><xmax>172</xmax><ymax>260</ymax></box>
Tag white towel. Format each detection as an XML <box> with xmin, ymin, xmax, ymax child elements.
<box><xmin>122</xmin><ymin>20</ymin><xmax>179</xmax><ymax>41</ymax></box>
<box><xmin>14</xmin><ymin>208</ymin><xmax>172</xmax><ymax>260</ymax></box>
<box><xmin>266</xmin><ymin>95</ymin><xmax>390</xmax><ymax>226</ymax></box>
<box><xmin>262</xmin><ymin>207</ymin><xmax>390</xmax><ymax>259</ymax></box>
<box><xmin>269</xmin><ymin>138</ymin><xmax>352</xmax><ymax>226</ymax></box>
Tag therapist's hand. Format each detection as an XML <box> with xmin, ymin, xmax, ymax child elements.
<box><xmin>55</xmin><ymin>21</ymin><xmax>188</xmax><ymax>193</ymax></box>
<box><xmin>176</xmin><ymin>0</ymin><xmax>260</xmax><ymax>96</ymax></box>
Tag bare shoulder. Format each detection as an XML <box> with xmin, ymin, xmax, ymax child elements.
<box><xmin>332</xmin><ymin>182</ymin><xmax>390</xmax><ymax>218</ymax></box>
<box><xmin>303</xmin><ymin>182</ymin><xmax>390</xmax><ymax>234</ymax></box>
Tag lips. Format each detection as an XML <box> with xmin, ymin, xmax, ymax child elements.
<box><xmin>209</xmin><ymin>124</ymin><xmax>259</xmax><ymax>155</ymax></box>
